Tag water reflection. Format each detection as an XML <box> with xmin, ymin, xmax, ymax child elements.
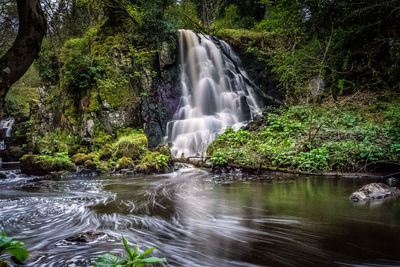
<box><xmin>0</xmin><ymin>168</ymin><xmax>399</xmax><ymax>266</ymax></box>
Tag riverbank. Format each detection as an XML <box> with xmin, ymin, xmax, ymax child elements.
<box><xmin>207</xmin><ymin>92</ymin><xmax>400</xmax><ymax>175</ymax></box>
<box><xmin>13</xmin><ymin>92</ymin><xmax>399</xmax><ymax>178</ymax></box>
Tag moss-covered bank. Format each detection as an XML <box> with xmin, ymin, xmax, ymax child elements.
<box><xmin>207</xmin><ymin>93</ymin><xmax>400</xmax><ymax>174</ymax></box>
<box><xmin>19</xmin><ymin>129</ymin><xmax>173</xmax><ymax>176</ymax></box>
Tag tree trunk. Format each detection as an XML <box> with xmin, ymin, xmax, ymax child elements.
<box><xmin>0</xmin><ymin>0</ymin><xmax>46</xmax><ymax>118</ymax></box>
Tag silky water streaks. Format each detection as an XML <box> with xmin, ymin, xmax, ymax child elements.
<box><xmin>166</xmin><ymin>29</ymin><xmax>261</xmax><ymax>157</ymax></box>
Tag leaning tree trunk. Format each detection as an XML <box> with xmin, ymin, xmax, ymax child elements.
<box><xmin>0</xmin><ymin>0</ymin><xmax>46</xmax><ymax>118</ymax></box>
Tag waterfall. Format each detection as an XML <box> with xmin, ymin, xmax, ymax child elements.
<box><xmin>166</xmin><ymin>30</ymin><xmax>261</xmax><ymax>157</ymax></box>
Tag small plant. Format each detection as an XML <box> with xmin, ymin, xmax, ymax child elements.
<box><xmin>93</xmin><ymin>237</ymin><xmax>166</xmax><ymax>267</ymax></box>
<box><xmin>0</xmin><ymin>231</ymin><xmax>29</xmax><ymax>264</ymax></box>
<box><xmin>155</xmin><ymin>154</ymin><xmax>169</xmax><ymax>167</ymax></box>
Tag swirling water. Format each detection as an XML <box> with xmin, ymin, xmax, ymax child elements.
<box><xmin>0</xmin><ymin>168</ymin><xmax>400</xmax><ymax>266</ymax></box>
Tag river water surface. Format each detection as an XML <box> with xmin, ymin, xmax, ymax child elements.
<box><xmin>1</xmin><ymin>167</ymin><xmax>400</xmax><ymax>266</ymax></box>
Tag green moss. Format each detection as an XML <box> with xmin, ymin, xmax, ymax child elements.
<box><xmin>98</xmin><ymin>75</ymin><xmax>132</xmax><ymax>108</ymax></box>
<box><xmin>93</xmin><ymin>131</ymin><xmax>113</xmax><ymax>151</ymax></box>
<box><xmin>87</xmin><ymin>152</ymin><xmax>100</xmax><ymax>162</ymax></box>
<box><xmin>116</xmin><ymin>133</ymin><xmax>148</xmax><ymax>160</ymax></box>
<box><xmin>35</xmin><ymin>129</ymin><xmax>78</xmax><ymax>154</ymax></box>
<box><xmin>71</xmin><ymin>153</ymin><xmax>88</xmax><ymax>165</ymax></box>
<box><xmin>88</xmin><ymin>90</ymin><xmax>101</xmax><ymax>112</ymax></box>
<box><xmin>98</xmin><ymin>144</ymin><xmax>113</xmax><ymax>160</ymax></box>
<box><xmin>216</xmin><ymin>29</ymin><xmax>277</xmax><ymax>51</ymax></box>
<box><xmin>96</xmin><ymin>161</ymin><xmax>112</xmax><ymax>173</ymax></box>
<box><xmin>84</xmin><ymin>159</ymin><xmax>96</xmax><ymax>170</ymax></box>
<box><xmin>136</xmin><ymin>151</ymin><xmax>169</xmax><ymax>174</ymax></box>
<box><xmin>20</xmin><ymin>153</ymin><xmax>76</xmax><ymax>175</ymax></box>
<box><xmin>117</xmin><ymin>157</ymin><xmax>134</xmax><ymax>169</ymax></box>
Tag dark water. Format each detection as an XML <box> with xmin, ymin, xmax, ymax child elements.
<box><xmin>1</xmin><ymin>168</ymin><xmax>400</xmax><ymax>267</ymax></box>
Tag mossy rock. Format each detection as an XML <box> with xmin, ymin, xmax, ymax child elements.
<box><xmin>136</xmin><ymin>151</ymin><xmax>169</xmax><ymax>174</ymax></box>
<box><xmin>116</xmin><ymin>157</ymin><xmax>134</xmax><ymax>170</ymax></box>
<box><xmin>7</xmin><ymin>146</ymin><xmax>25</xmax><ymax>161</ymax></box>
<box><xmin>84</xmin><ymin>159</ymin><xmax>97</xmax><ymax>170</ymax></box>
<box><xmin>20</xmin><ymin>154</ymin><xmax>76</xmax><ymax>175</ymax></box>
<box><xmin>72</xmin><ymin>152</ymin><xmax>100</xmax><ymax>166</ymax></box>
<box><xmin>116</xmin><ymin>134</ymin><xmax>148</xmax><ymax>160</ymax></box>
<box><xmin>99</xmin><ymin>144</ymin><xmax>113</xmax><ymax>160</ymax></box>
<box><xmin>0</xmin><ymin>172</ymin><xmax>7</xmax><ymax>179</ymax></box>
<box><xmin>96</xmin><ymin>161</ymin><xmax>112</xmax><ymax>173</ymax></box>
<box><xmin>86</xmin><ymin>152</ymin><xmax>100</xmax><ymax>162</ymax></box>
<box><xmin>156</xmin><ymin>144</ymin><xmax>172</xmax><ymax>159</ymax></box>
<box><xmin>71</xmin><ymin>153</ymin><xmax>87</xmax><ymax>165</ymax></box>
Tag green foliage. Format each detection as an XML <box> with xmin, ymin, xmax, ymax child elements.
<box><xmin>208</xmin><ymin>98</ymin><xmax>400</xmax><ymax>172</ymax></box>
<box><xmin>0</xmin><ymin>231</ymin><xmax>29</xmax><ymax>264</ymax></box>
<box><xmin>137</xmin><ymin>151</ymin><xmax>167</xmax><ymax>173</ymax></box>
<box><xmin>61</xmin><ymin>35</ymin><xmax>103</xmax><ymax>97</ymax></box>
<box><xmin>37</xmin><ymin>152</ymin><xmax>72</xmax><ymax>166</ymax></box>
<box><xmin>155</xmin><ymin>154</ymin><xmax>169</xmax><ymax>167</ymax></box>
<box><xmin>253</xmin><ymin>1</ymin><xmax>304</xmax><ymax>36</ymax></box>
<box><xmin>213</xmin><ymin>4</ymin><xmax>240</xmax><ymax>30</ymax></box>
<box><xmin>35</xmin><ymin>129</ymin><xmax>78</xmax><ymax>154</ymax></box>
<box><xmin>93</xmin><ymin>236</ymin><xmax>166</xmax><ymax>267</ymax></box>
<box><xmin>164</xmin><ymin>0</ymin><xmax>201</xmax><ymax>30</ymax></box>
<box><xmin>5</xmin><ymin>65</ymin><xmax>40</xmax><ymax>118</ymax></box>
<box><xmin>35</xmin><ymin>39</ymin><xmax>60</xmax><ymax>85</ymax></box>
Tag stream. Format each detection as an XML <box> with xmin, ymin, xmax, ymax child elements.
<box><xmin>1</xmin><ymin>167</ymin><xmax>400</xmax><ymax>266</ymax></box>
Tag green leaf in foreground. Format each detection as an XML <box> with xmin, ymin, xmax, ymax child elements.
<box><xmin>93</xmin><ymin>237</ymin><xmax>166</xmax><ymax>266</ymax></box>
<box><xmin>93</xmin><ymin>253</ymin><xmax>126</xmax><ymax>266</ymax></box>
<box><xmin>4</xmin><ymin>246</ymin><xmax>29</xmax><ymax>262</ymax></box>
<box><xmin>0</xmin><ymin>230</ymin><xmax>29</xmax><ymax>263</ymax></box>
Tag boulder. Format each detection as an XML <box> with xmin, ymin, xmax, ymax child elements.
<box><xmin>116</xmin><ymin>133</ymin><xmax>148</xmax><ymax>160</ymax></box>
<box><xmin>116</xmin><ymin>157</ymin><xmax>134</xmax><ymax>170</ymax></box>
<box><xmin>20</xmin><ymin>154</ymin><xmax>76</xmax><ymax>175</ymax></box>
<box><xmin>65</xmin><ymin>231</ymin><xmax>107</xmax><ymax>243</ymax></box>
<box><xmin>349</xmin><ymin>183</ymin><xmax>400</xmax><ymax>202</ymax></box>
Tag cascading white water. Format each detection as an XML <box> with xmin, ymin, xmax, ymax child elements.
<box><xmin>166</xmin><ymin>29</ymin><xmax>261</xmax><ymax>157</ymax></box>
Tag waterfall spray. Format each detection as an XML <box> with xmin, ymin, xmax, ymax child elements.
<box><xmin>166</xmin><ymin>30</ymin><xmax>261</xmax><ymax>157</ymax></box>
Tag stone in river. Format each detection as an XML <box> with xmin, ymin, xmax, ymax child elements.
<box><xmin>349</xmin><ymin>183</ymin><xmax>400</xmax><ymax>202</ymax></box>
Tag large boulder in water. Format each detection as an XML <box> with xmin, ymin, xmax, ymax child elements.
<box><xmin>349</xmin><ymin>183</ymin><xmax>400</xmax><ymax>202</ymax></box>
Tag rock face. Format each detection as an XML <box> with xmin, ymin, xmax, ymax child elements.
<box><xmin>349</xmin><ymin>183</ymin><xmax>400</xmax><ymax>202</ymax></box>
<box><xmin>26</xmin><ymin>35</ymin><xmax>179</xmax><ymax>151</ymax></box>
<box><xmin>141</xmin><ymin>60</ymin><xmax>180</xmax><ymax>148</ymax></box>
